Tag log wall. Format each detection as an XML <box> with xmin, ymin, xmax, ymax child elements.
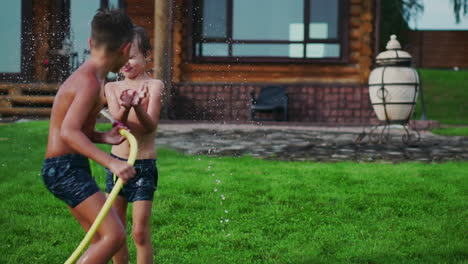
<box><xmin>169</xmin><ymin>0</ymin><xmax>379</xmax><ymax>123</ymax></box>
<box><xmin>171</xmin><ymin>0</ymin><xmax>376</xmax><ymax>84</ymax></box>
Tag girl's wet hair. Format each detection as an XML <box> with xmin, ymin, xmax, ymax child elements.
<box><xmin>133</xmin><ymin>25</ymin><xmax>152</xmax><ymax>58</ymax></box>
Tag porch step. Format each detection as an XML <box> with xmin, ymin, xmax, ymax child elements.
<box><xmin>0</xmin><ymin>107</ymin><xmax>52</xmax><ymax>116</ymax></box>
<box><xmin>0</xmin><ymin>95</ymin><xmax>55</xmax><ymax>105</ymax></box>
<box><xmin>0</xmin><ymin>83</ymin><xmax>58</xmax><ymax>117</ymax></box>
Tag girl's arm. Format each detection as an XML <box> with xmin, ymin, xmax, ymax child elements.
<box><xmin>105</xmin><ymin>82</ymin><xmax>131</xmax><ymax>123</ymax></box>
<box><xmin>133</xmin><ymin>80</ymin><xmax>164</xmax><ymax>133</ymax></box>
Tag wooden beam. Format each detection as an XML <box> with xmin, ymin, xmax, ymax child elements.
<box><xmin>0</xmin><ymin>107</ymin><xmax>52</xmax><ymax>116</ymax></box>
<box><xmin>154</xmin><ymin>0</ymin><xmax>170</xmax><ymax>82</ymax></box>
<box><xmin>6</xmin><ymin>95</ymin><xmax>55</xmax><ymax>105</ymax></box>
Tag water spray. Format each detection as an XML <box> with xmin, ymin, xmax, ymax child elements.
<box><xmin>64</xmin><ymin>109</ymin><xmax>138</xmax><ymax>264</ymax></box>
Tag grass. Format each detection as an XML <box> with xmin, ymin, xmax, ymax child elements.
<box><xmin>0</xmin><ymin>121</ymin><xmax>467</xmax><ymax>263</ymax></box>
<box><xmin>413</xmin><ymin>69</ymin><xmax>468</xmax><ymax>125</ymax></box>
<box><xmin>432</xmin><ymin>127</ymin><xmax>468</xmax><ymax>137</ymax></box>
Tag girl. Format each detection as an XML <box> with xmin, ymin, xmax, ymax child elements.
<box><xmin>104</xmin><ymin>25</ymin><xmax>163</xmax><ymax>264</ymax></box>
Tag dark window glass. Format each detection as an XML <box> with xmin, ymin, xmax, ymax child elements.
<box><xmin>0</xmin><ymin>0</ymin><xmax>22</xmax><ymax>72</ymax></box>
<box><xmin>202</xmin><ymin>0</ymin><xmax>227</xmax><ymax>38</ymax></box>
<box><xmin>193</xmin><ymin>0</ymin><xmax>345</xmax><ymax>62</ymax></box>
<box><xmin>70</xmin><ymin>0</ymin><xmax>101</xmax><ymax>64</ymax></box>
<box><xmin>310</xmin><ymin>0</ymin><xmax>338</xmax><ymax>39</ymax></box>
<box><xmin>196</xmin><ymin>43</ymin><xmax>229</xmax><ymax>57</ymax></box>
<box><xmin>306</xmin><ymin>43</ymin><xmax>340</xmax><ymax>58</ymax></box>
<box><xmin>233</xmin><ymin>0</ymin><xmax>303</xmax><ymax>41</ymax></box>
<box><xmin>108</xmin><ymin>0</ymin><xmax>120</xmax><ymax>9</ymax></box>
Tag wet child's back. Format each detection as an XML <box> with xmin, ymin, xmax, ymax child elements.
<box><xmin>41</xmin><ymin>9</ymin><xmax>136</xmax><ymax>264</ymax></box>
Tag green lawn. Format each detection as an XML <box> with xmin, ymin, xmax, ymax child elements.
<box><xmin>0</xmin><ymin>121</ymin><xmax>467</xmax><ymax>263</ymax></box>
<box><xmin>432</xmin><ymin>127</ymin><xmax>468</xmax><ymax>137</ymax></box>
<box><xmin>413</xmin><ymin>69</ymin><xmax>468</xmax><ymax>125</ymax></box>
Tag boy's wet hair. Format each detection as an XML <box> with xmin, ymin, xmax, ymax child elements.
<box><xmin>133</xmin><ymin>25</ymin><xmax>152</xmax><ymax>58</ymax></box>
<box><xmin>91</xmin><ymin>9</ymin><xmax>134</xmax><ymax>52</ymax></box>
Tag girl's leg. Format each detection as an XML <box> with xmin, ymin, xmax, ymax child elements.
<box><xmin>132</xmin><ymin>200</ymin><xmax>154</xmax><ymax>264</ymax></box>
<box><xmin>110</xmin><ymin>196</ymin><xmax>129</xmax><ymax>264</ymax></box>
<box><xmin>69</xmin><ymin>192</ymin><xmax>126</xmax><ymax>264</ymax></box>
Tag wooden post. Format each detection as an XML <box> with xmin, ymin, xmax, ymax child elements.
<box><xmin>154</xmin><ymin>0</ymin><xmax>171</xmax><ymax>118</ymax></box>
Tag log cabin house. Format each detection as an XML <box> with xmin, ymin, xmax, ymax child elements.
<box><xmin>0</xmin><ymin>0</ymin><xmax>380</xmax><ymax>124</ymax></box>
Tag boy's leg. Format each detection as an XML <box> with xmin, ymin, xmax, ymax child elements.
<box><xmin>69</xmin><ymin>207</ymin><xmax>101</xmax><ymax>244</ymax></box>
<box><xmin>110</xmin><ymin>196</ymin><xmax>130</xmax><ymax>264</ymax></box>
<box><xmin>69</xmin><ymin>192</ymin><xmax>126</xmax><ymax>264</ymax></box>
<box><xmin>132</xmin><ymin>200</ymin><xmax>154</xmax><ymax>264</ymax></box>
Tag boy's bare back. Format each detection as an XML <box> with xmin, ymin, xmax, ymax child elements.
<box><xmin>46</xmin><ymin>63</ymin><xmax>105</xmax><ymax>158</ymax></box>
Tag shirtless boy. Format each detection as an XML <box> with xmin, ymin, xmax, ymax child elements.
<box><xmin>41</xmin><ymin>9</ymin><xmax>136</xmax><ymax>264</ymax></box>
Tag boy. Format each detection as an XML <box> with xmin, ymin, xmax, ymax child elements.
<box><xmin>104</xmin><ymin>25</ymin><xmax>163</xmax><ymax>264</ymax></box>
<box><xmin>41</xmin><ymin>9</ymin><xmax>136</xmax><ymax>264</ymax></box>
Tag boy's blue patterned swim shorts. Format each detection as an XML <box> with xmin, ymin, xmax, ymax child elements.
<box><xmin>41</xmin><ymin>154</ymin><xmax>100</xmax><ymax>208</ymax></box>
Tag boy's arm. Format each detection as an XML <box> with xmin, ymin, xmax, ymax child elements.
<box><xmin>105</xmin><ymin>83</ymin><xmax>131</xmax><ymax>123</ymax></box>
<box><xmin>91</xmin><ymin>125</ymin><xmax>126</xmax><ymax>145</ymax></box>
<box><xmin>61</xmin><ymin>81</ymin><xmax>135</xmax><ymax>181</ymax></box>
<box><xmin>61</xmin><ymin>82</ymin><xmax>114</xmax><ymax>167</ymax></box>
<box><xmin>133</xmin><ymin>80</ymin><xmax>164</xmax><ymax>132</ymax></box>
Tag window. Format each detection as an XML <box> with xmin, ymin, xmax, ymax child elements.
<box><xmin>70</xmin><ymin>0</ymin><xmax>125</xmax><ymax>69</ymax></box>
<box><xmin>0</xmin><ymin>0</ymin><xmax>32</xmax><ymax>81</ymax></box>
<box><xmin>192</xmin><ymin>0</ymin><xmax>347</xmax><ymax>63</ymax></box>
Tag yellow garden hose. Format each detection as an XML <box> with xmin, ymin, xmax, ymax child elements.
<box><xmin>64</xmin><ymin>128</ymin><xmax>138</xmax><ymax>264</ymax></box>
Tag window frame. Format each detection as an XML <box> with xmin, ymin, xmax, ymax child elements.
<box><xmin>188</xmin><ymin>0</ymin><xmax>349</xmax><ymax>64</ymax></box>
<box><xmin>0</xmin><ymin>0</ymin><xmax>33</xmax><ymax>82</ymax></box>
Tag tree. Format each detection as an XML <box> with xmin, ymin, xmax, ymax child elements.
<box><xmin>379</xmin><ymin>0</ymin><xmax>423</xmax><ymax>50</ymax></box>
<box><xmin>451</xmin><ymin>0</ymin><xmax>468</xmax><ymax>23</ymax></box>
<box><xmin>380</xmin><ymin>0</ymin><xmax>467</xmax><ymax>50</ymax></box>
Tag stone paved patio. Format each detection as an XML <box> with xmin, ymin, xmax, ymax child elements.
<box><xmin>156</xmin><ymin>123</ymin><xmax>468</xmax><ymax>163</ymax></box>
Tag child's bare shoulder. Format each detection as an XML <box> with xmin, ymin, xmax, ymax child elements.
<box><xmin>104</xmin><ymin>81</ymin><xmax>117</xmax><ymax>90</ymax></box>
<box><xmin>65</xmin><ymin>70</ymin><xmax>100</xmax><ymax>95</ymax></box>
<box><xmin>147</xmin><ymin>79</ymin><xmax>164</xmax><ymax>93</ymax></box>
<box><xmin>104</xmin><ymin>81</ymin><xmax>124</xmax><ymax>94</ymax></box>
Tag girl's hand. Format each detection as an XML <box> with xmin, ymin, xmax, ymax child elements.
<box><xmin>120</xmin><ymin>89</ymin><xmax>137</xmax><ymax>109</ymax></box>
<box><xmin>132</xmin><ymin>83</ymin><xmax>149</xmax><ymax>106</ymax></box>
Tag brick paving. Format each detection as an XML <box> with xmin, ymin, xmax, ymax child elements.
<box><xmin>156</xmin><ymin>123</ymin><xmax>468</xmax><ymax>163</ymax></box>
